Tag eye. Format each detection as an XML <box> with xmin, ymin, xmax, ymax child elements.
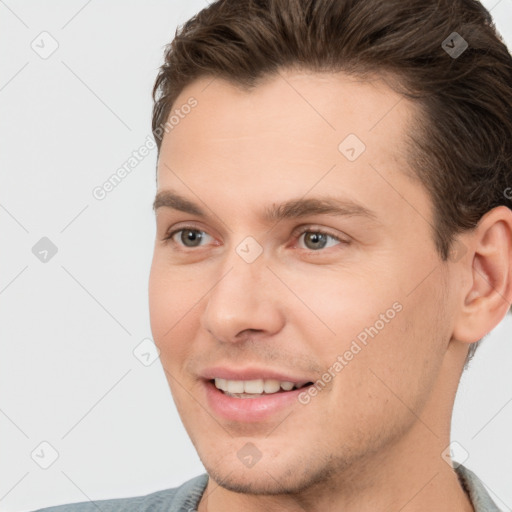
<box><xmin>162</xmin><ymin>225</ymin><xmax>347</xmax><ymax>252</ymax></box>
<box><xmin>164</xmin><ymin>227</ymin><xmax>214</xmax><ymax>248</ymax></box>
<box><xmin>294</xmin><ymin>227</ymin><xmax>346</xmax><ymax>251</ymax></box>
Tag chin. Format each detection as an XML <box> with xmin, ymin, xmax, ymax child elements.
<box><xmin>205</xmin><ymin>462</ymin><xmax>311</xmax><ymax>495</ymax></box>
<box><xmin>197</xmin><ymin>442</ymin><xmax>339</xmax><ymax>496</ymax></box>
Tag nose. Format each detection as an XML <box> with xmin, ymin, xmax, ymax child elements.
<box><xmin>200</xmin><ymin>250</ymin><xmax>285</xmax><ymax>343</ymax></box>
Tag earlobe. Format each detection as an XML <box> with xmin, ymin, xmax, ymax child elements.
<box><xmin>452</xmin><ymin>206</ymin><xmax>512</xmax><ymax>344</ymax></box>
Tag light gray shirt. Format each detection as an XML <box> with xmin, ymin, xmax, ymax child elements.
<box><xmin>32</xmin><ymin>464</ymin><xmax>501</xmax><ymax>512</ymax></box>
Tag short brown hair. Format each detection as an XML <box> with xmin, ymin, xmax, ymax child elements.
<box><xmin>152</xmin><ymin>0</ymin><xmax>512</xmax><ymax>365</ymax></box>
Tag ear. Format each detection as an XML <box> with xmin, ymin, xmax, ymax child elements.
<box><xmin>452</xmin><ymin>206</ymin><xmax>512</xmax><ymax>344</ymax></box>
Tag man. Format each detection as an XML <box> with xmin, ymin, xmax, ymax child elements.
<box><xmin>36</xmin><ymin>0</ymin><xmax>512</xmax><ymax>510</ymax></box>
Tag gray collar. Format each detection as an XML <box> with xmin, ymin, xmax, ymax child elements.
<box><xmin>455</xmin><ymin>464</ymin><xmax>501</xmax><ymax>511</ymax></box>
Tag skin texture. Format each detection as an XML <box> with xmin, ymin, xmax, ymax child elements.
<box><xmin>148</xmin><ymin>70</ymin><xmax>512</xmax><ymax>512</ymax></box>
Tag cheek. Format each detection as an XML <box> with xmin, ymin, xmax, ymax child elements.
<box><xmin>326</xmin><ymin>278</ymin><xmax>447</xmax><ymax>426</ymax></box>
<box><xmin>285</xmin><ymin>264</ymin><xmax>401</xmax><ymax>349</ymax></box>
<box><xmin>296</xmin><ymin>261</ymin><xmax>445</xmax><ymax>393</ymax></box>
<box><xmin>148</xmin><ymin>257</ymin><xmax>200</xmax><ymax>363</ymax></box>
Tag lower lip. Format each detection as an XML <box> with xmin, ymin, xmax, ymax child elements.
<box><xmin>203</xmin><ymin>380</ymin><xmax>310</xmax><ymax>422</ymax></box>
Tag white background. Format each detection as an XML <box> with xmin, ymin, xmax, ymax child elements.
<box><xmin>0</xmin><ymin>1</ymin><xmax>511</xmax><ymax>511</ymax></box>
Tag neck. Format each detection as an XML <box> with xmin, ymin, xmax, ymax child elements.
<box><xmin>198</xmin><ymin>426</ymin><xmax>474</xmax><ymax>512</ymax></box>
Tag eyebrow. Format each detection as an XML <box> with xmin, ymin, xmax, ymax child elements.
<box><xmin>152</xmin><ymin>189</ymin><xmax>378</xmax><ymax>223</ymax></box>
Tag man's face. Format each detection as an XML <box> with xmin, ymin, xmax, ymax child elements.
<box><xmin>149</xmin><ymin>71</ymin><xmax>456</xmax><ymax>494</ymax></box>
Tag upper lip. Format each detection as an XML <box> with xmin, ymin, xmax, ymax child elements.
<box><xmin>200</xmin><ymin>366</ymin><xmax>314</xmax><ymax>385</ymax></box>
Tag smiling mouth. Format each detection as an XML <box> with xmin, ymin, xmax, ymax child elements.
<box><xmin>211</xmin><ymin>378</ymin><xmax>313</xmax><ymax>398</ymax></box>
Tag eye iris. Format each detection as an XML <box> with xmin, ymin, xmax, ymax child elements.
<box><xmin>304</xmin><ymin>232</ymin><xmax>327</xmax><ymax>250</ymax></box>
<box><xmin>181</xmin><ymin>229</ymin><xmax>203</xmax><ymax>247</ymax></box>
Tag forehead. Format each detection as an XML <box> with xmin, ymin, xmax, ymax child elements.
<box><xmin>155</xmin><ymin>70</ymin><xmax>429</xmax><ymax>232</ymax></box>
<box><xmin>158</xmin><ymin>70</ymin><xmax>417</xmax><ymax>175</ymax></box>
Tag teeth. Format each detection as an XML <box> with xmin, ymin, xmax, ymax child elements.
<box><xmin>263</xmin><ymin>379</ymin><xmax>281</xmax><ymax>393</ymax></box>
<box><xmin>226</xmin><ymin>380</ymin><xmax>244</xmax><ymax>394</ymax></box>
<box><xmin>244</xmin><ymin>379</ymin><xmax>264</xmax><ymax>393</ymax></box>
<box><xmin>280</xmin><ymin>381</ymin><xmax>294</xmax><ymax>391</ymax></box>
<box><xmin>214</xmin><ymin>378</ymin><xmax>303</xmax><ymax>395</ymax></box>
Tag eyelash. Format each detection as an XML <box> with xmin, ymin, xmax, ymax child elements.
<box><xmin>162</xmin><ymin>224</ymin><xmax>347</xmax><ymax>253</ymax></box>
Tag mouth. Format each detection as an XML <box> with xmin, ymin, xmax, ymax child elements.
<box><xmin>211</xmin><ymin>378</ymin><xmax>313</xmax><ymax>398</ymax></box>
<box><xmin>201</xmin><ymin>375</ymin><xmax>315</xmax><ymax>422</ymax></box>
